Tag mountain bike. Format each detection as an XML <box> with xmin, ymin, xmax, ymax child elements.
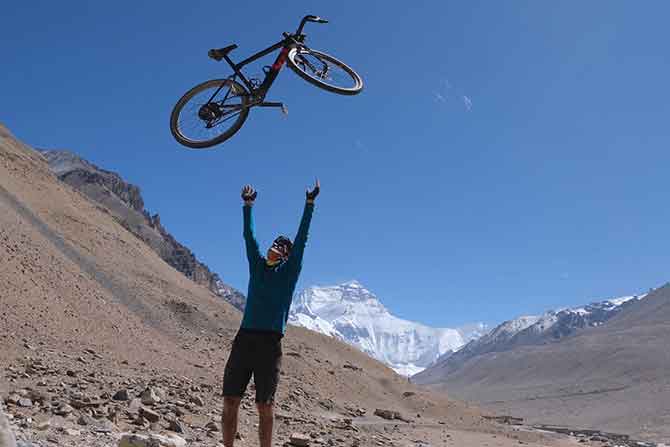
<box><xmin>170</xmin><ymin>15</ymin><xmax>363</xmax><ymax>149</ymax></box>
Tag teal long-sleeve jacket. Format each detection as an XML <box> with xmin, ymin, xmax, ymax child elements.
<box><xmin>240</xmin><ymin>202</ymin><xmax>314</xmax><ymax>334</ymax></box>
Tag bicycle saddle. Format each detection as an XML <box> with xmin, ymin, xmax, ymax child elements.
<box><xmin>208</xmin><ymin>44</ymin><xmax>238</xmax><ymax>61</ymax></box>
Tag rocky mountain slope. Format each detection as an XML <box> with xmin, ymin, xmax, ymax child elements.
<box><xmin>40</xmin><ymin>150</ymin><xmax>245</xmax><ymax>311</ymax></box>
<box><xmin>414</xmin><ymin>285</ymin><xmax>670</xmax><ymax>443</ymax></box>
<box><xmin>0</xmin><ymin>123</ymin><xmax>594</xmax><ymax>447</ymax></box>
<box><xmin>416</xmin><ymin>294</ymin><xmax>646</xmax><ymax>380</ymax></box>
<box><xmin>288</xmin><ymin>281</ymin><xmax>487</xmax><ymax>376</ymax></box>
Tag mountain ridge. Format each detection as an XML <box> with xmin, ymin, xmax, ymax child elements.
<box><xmin>415</xmin><ymin>292</ymin><xmax>647</xmax><ymax>381</ymax></box>
<box><xmin>40</xmin><ymin>149</ymin><xmax>246</xmax><ymax>311</ymax></box>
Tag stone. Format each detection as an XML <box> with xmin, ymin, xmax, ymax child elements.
<box><xmin>189</xmin><ymin>395</ymin><xmax>204</xmax><ymax>407</ymax></box>
<box><xmin>118</xmin><ymin>433</ymin><xmax>186</xmax><ymax>447</ymax></box>
<box><xmin>289</xmin><ymin>432</ymin><xmax>311</xmax><ymax>446</ymax></box>
<box><xmin>35</xmin><ymin>420</ymin><xmax>51</xmax><ymax>431</ymax></box>
<box><xmin>64</xmin><ymin>428</ymin><xmax>81</xmax><ymax>436</ymax></box>
<box><xmin>139</xmin><ymin>407</ymin><xmax>161</xmax><ymax>423</ymax></box>
<box><xmin>373</xmin><ymin>409</ymin><xmax>398</xmax><ymax>420</ymax></box>
<box><xmin>52</xmin><ymin>403</ymin><xmax>74</xmax><ymax>416</ymax></box>
<box><xmin>77</xmin><ymin>414</ymin><xmax>96</xmax><ymax>426</ymax></box>
<box><xmin>113</xmin><ymin>389</ymin><xmax>130</xmax><ymax>401</ymax></box>
<box><xmin>133</xmin><ymin>415</ymin><xmax>147</xmax><ymax>427</ymax></box>
<box><xmin>128</xmin><ymin>399</ymin><xmax>142</xmax><ymax>414</ymax></box>
<box><xmin>5</xmin><ymin>396</ymin><xmax>20</xmax><ymax>406</ymax></box>
<box><xmin>204</xmin><ymin>421</ymin><xmax>220</xmax><ymax>432</ymax></box>
<box><xmin>167</xmin><ymin>419</ymin><xmax>185</xmax><ymax>434</ymax></box>
<box><xmin>16</xmin><ymin>399</ymin><xmax>32</xmax><ymax>408</ymax></box>
<box><xmin>140</xmin><ymin>388</ymin><xmax>160</xmax><ymax>406</ymax></box>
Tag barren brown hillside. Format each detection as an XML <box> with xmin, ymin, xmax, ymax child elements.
<box><xmin>1</xmin><ymin>123</ymin><xmax>607</xmax><ymax>446</ymax></box>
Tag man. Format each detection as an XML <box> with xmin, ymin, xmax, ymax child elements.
<box><xmin>222</xmin><ymin>180</ymin><xmax>320</xmax><ymax>447</ymax></box>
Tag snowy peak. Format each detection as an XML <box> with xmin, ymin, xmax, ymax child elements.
<box><xmin>291</xmin><ymin>281</ymin><xmax>389</xmax><ymax>319</ymax></box>
<box><xmin>520</xmin><ymin>294</ymin><xmax>647</xmax><ymax>337</ymax></box>
<box><xmin>415</xmin><ymin>292</ymin><xmax>647</xmax><ymax>381</ymax></box>
<box><xmin>488</xmin><ymin>294</ymin><xmax>647</xmax><ymax>341</ymax></box>
<box><xmin>289</xmin><ymin>281</ymin><xmax>486</xmax><ymax>376</ymax></box>
<box><xmin>342</xmin><ymin>279</ymin><xmax>363</xmax><ymax>289</ymax></box>
<box><xmin>487</xmin><ymin>315</ymin><xmax>541</xmax><ymax>340</ymax></box>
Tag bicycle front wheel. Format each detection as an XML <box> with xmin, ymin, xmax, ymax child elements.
<box><xmin>170</xmin><ymin>78</ymin><xmax>251</xmax><ymax>149</ymax></box>
<box><xmin>287</xmin><ymin>47</ymin><xmax>363</xmax><ymax>96</ymax></box>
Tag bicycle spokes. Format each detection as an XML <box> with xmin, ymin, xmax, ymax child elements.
<box><xmin>291</xmin><ymin>49</ymin><xmax>361</xmax><ymax>91</ymax></box>
<box><xmin>176</xmin><ymin>82</ymin><xmax>247</xmax><ymax>143</ymax></box>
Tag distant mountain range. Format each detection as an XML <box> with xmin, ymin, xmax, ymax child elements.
<box><xmin>413</xmin><ymin>284</ymin><xmax>670</xmax><ymax>441</ymax></box>
<box><xmin>288</xmin><ymin>280</ymin><xmax>487</xmax><ymax>375</ymax></box>
<box><xmin>415</xmin><ymin>293</ymin><xmax>647</xmax><ymax>382</ymax></box>
<box><xmin>41</xmin><ymin>150</ymin><xmax>246</xmax><ymax>310</ymax></box>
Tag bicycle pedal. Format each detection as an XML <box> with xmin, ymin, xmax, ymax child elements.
<box><xmin>281</xmin><ymin>104</ymin><xmax>289</xmax><ymax>116</ymax></box>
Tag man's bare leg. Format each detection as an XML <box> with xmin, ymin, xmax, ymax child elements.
<box><xmin>222</xmin><ymin>397</ymin><xmax>242</xmax><ymax>447</ymax></box>
<box><xmin>257</xmin><ymin>402</ymin><xmax>274</xmax><ymax>447</ymax></box>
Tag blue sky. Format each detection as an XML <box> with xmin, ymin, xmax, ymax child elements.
<box><xmin>2</xmin><ymin>1</ymin><xmax>669</xmax><ymax>328</ymax></box>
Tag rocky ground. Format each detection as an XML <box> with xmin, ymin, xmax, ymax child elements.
<box><xmin>1</xmin><ymin>345</ymin><xmax>636</xmax><ymax>447</ymax></box>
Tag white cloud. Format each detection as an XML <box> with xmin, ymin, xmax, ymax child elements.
<box><xmin>463</xmin><ymin>95</ymin><xmax>473</xmax><ymax>111</ymax></box>
<box><xmin>433</xmin><ymin>77</ymin><xmax>473</xmax><ymax>112</ymax></box>
<box><xmin>433</xmin><ymin>91</ymin><xmax>447</xmax><ymax>103</ymax></box>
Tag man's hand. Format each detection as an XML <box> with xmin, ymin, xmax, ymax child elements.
<box><xmin>306</xmin><ymin>179</ymin><xmax>320</xmax><ymax>204</ymax></box>
<box><xmin>241</xmin><ymin>184</ymin><xmax>257</xmax><ymax>205</ymax></box>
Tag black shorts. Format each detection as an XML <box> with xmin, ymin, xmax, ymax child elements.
<box><xmin>222</xmin><ymin>329</ymin><xmax>283</xmax><ymax>404</ymax></box>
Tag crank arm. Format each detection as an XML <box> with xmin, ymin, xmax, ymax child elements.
<box><xmin>259</xmin><ymin>102</ymin><xmax>288</xmax><ymax>115</ymax></box>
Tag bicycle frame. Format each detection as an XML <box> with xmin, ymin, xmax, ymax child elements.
<box><xmin>204</xmin><ymin>15</ymin><xmax>326</xmax><ymax>113</ymax></box>
<box><xmin>222</xmin><ymin>37</ymin><xmax>296</xmax><ymax>99</ymax></box>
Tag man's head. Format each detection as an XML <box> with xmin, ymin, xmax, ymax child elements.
<box><xmin>267</xmin><ymin>236</ymin><xmax>293</xmax><ymax>264</ymax></box>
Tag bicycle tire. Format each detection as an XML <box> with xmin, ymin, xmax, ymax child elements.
<box><xmin>287</xmin><ymin>47</ymin><xmax>363</xmax><ymax>96</ymax></box>
<box><xmin>170</xmin><ymin>79</ymin><xmax>251</xmax><ymax>149</ymax></box>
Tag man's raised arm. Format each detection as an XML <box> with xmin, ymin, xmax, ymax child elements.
<box><xmin>242</xmin><ymin>185</ymin><xmax>261</xmax><ymax>267</ymax></box>
<box><xmin>288</xmin><ymin>179</ymin><xmax>320</xmax><ymax>270</ymax></box>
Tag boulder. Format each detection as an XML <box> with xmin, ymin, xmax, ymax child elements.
<box><xmin>140</xmin><ymin>388</ymin><xmax>160</xmax><ymax>406</ymax></box>
<box><xmin>373</xmin><ymin>409</ymin><xmax>397</xmax><ymax>420</ymax></box>
<box><xmin>118</xmin><ymin>433</ymin><xmax>186</xmax><ymax>447</ymax></box>
<box><xmin>289</xmin><ymin>432</ymin><xmax>310</xmax><ymax>446</ymax></box>
<box><xmin>112</xmin><ymin>389</ymin><xmax>130</xmax><ymax>401</ymax></box>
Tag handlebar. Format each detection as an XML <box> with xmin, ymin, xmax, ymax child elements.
<box><xmin>296</xmin><ymin>15</ymin><xmax>329</xmax><ymax>34</ymax></box>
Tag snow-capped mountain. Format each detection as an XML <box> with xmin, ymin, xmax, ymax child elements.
<box><xmin>288</xmin><ymin>281</ymin><xmax>487</xmax><ymax>375</ymax></box>
<box><xmin>414</xmin><ymin>293</ymin><xmax>647</xmax><ymax>382</ymax></box>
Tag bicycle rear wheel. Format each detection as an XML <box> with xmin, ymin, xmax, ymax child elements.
<box><xmin>287</xmin><ymin>47</ymin><xmax>363</xmax><ymax>95</ymax></box>
<box><xmin>170</xmin><ymin>78</ymin><xmax>251</xmax><ymax>149</ymax></box>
